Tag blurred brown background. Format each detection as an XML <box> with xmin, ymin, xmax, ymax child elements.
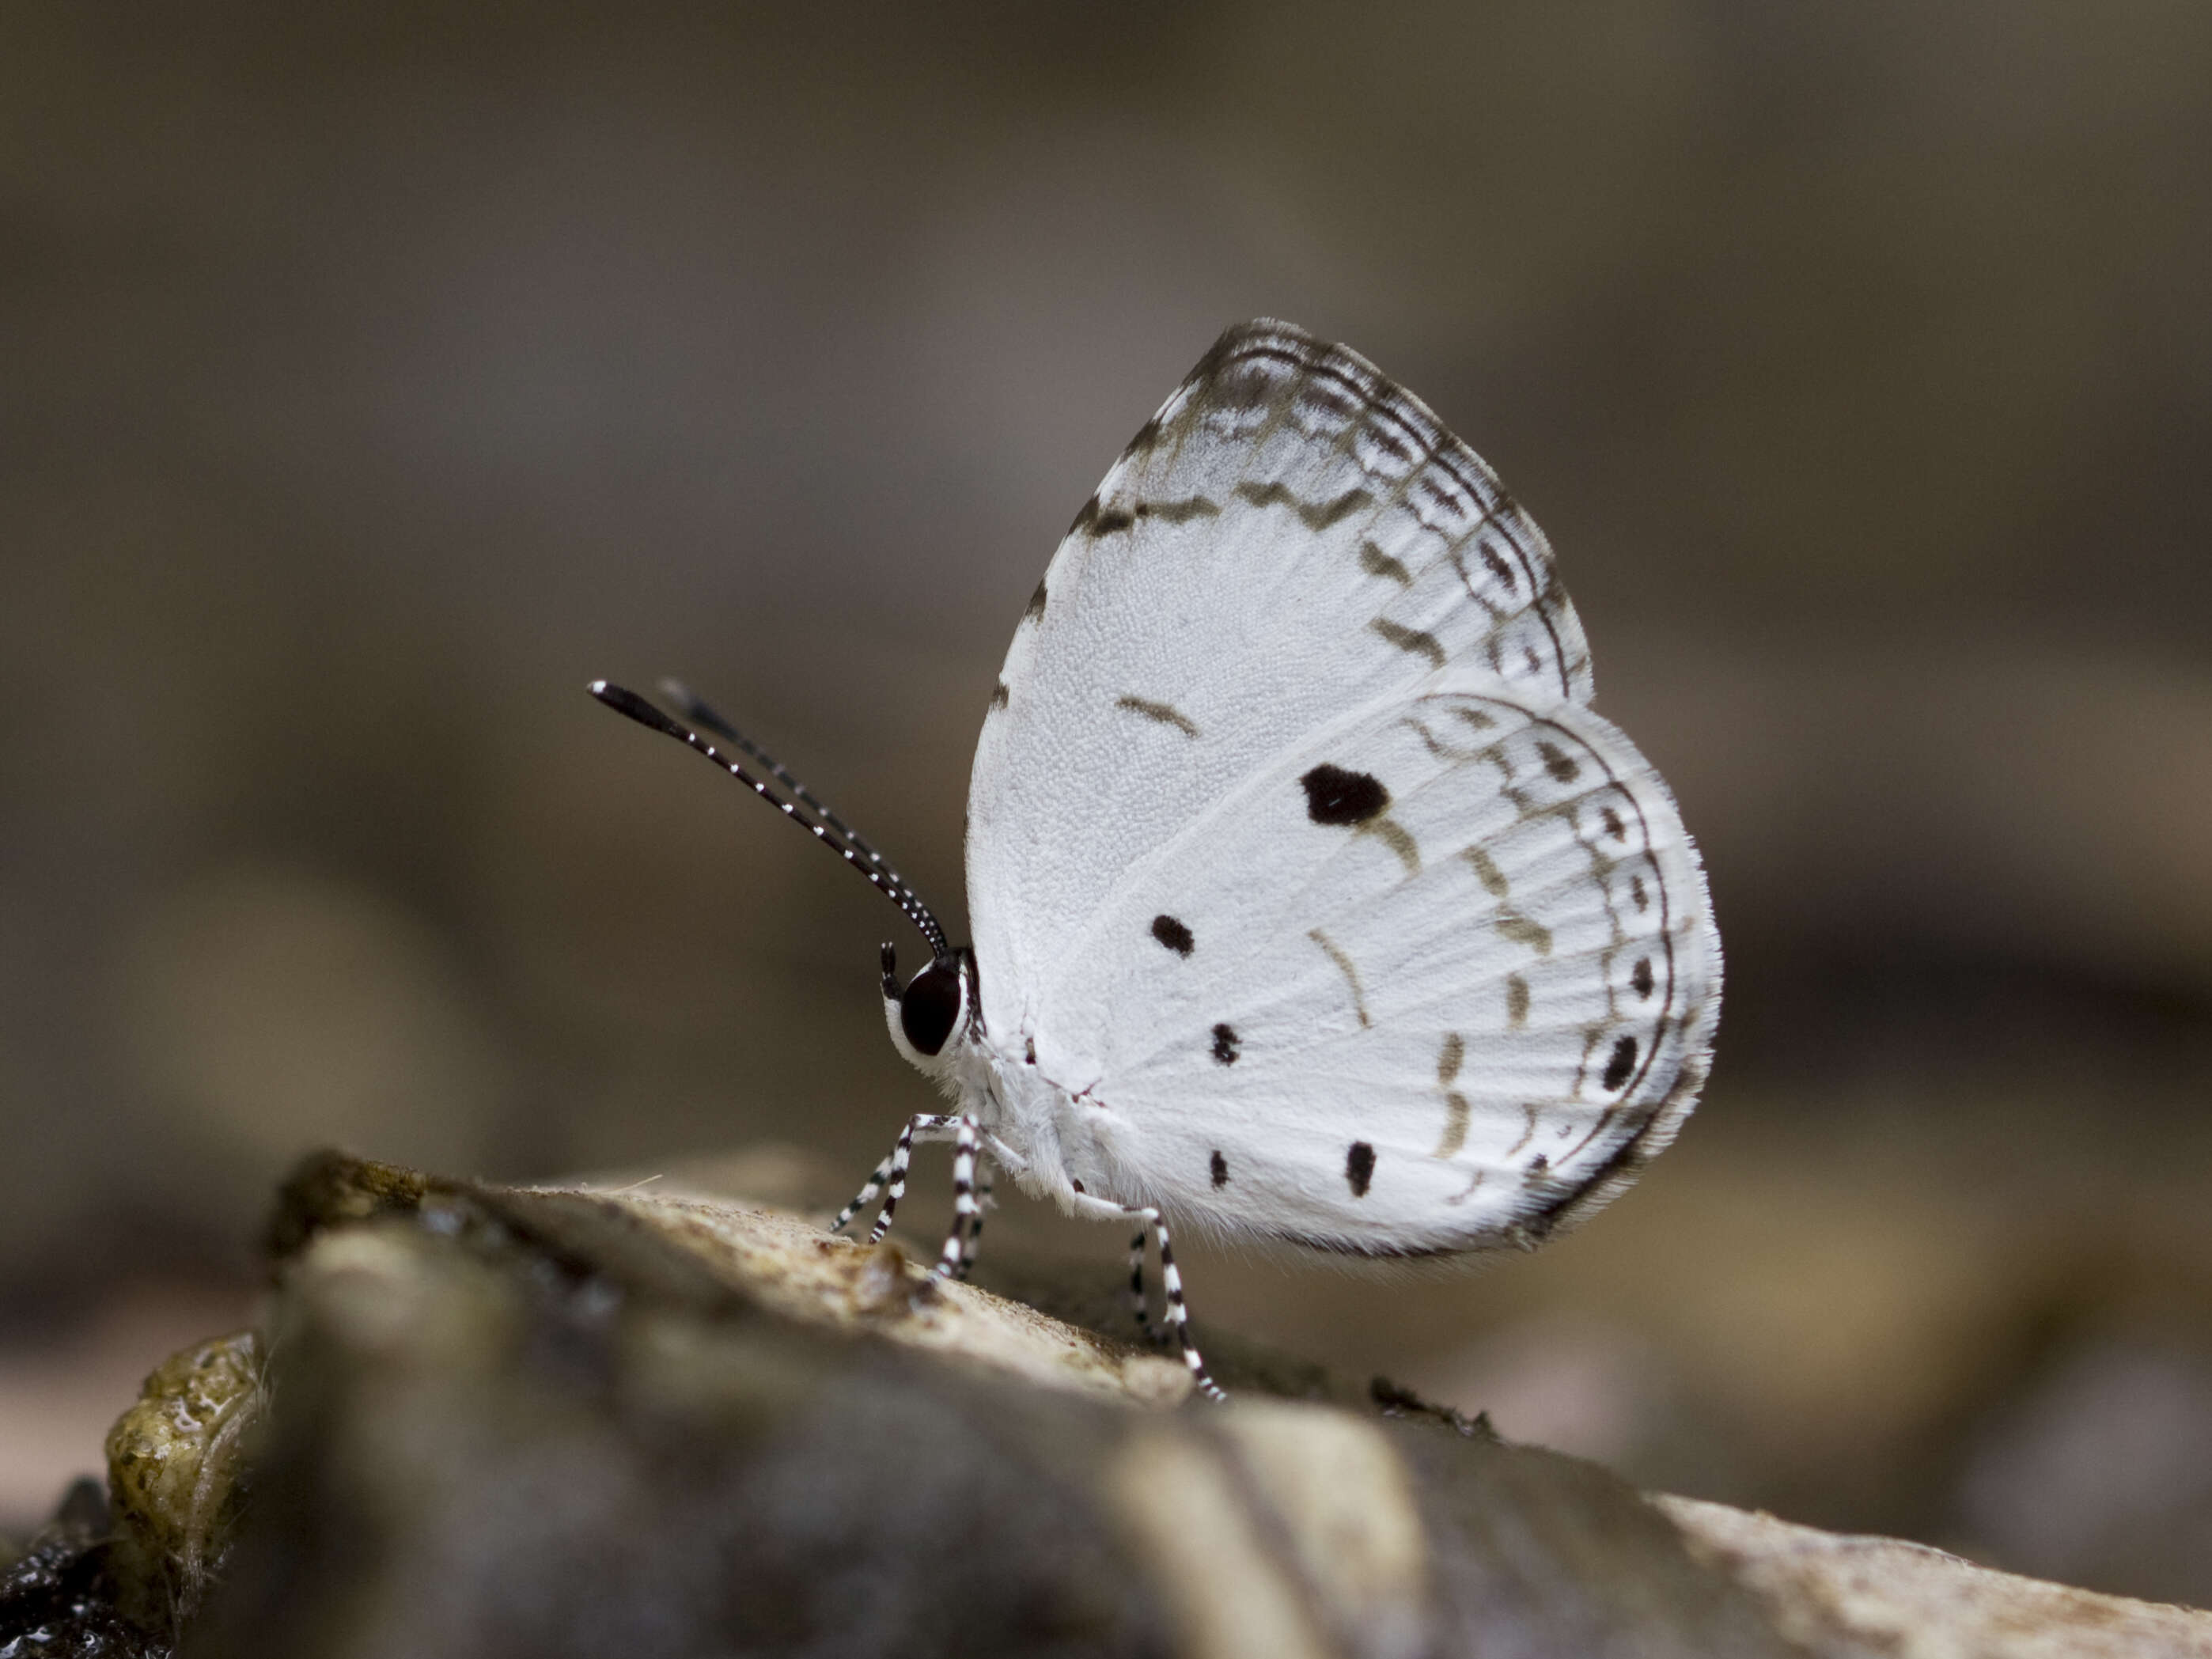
<box><xmin>6</xmin><ymin>0</ymin><xmax>2211</xmax><ymax>1605</ymax></box>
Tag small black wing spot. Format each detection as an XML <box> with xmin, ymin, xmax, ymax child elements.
<box><xmin>1210</xmin><ymin>1150</ymin><xmax>1229</xmax><ymax>1188</ymax></box>
<box><xmin>1536</xmin><ymin>740</ymin><xmax>1578</xmax><ymax>783</ymax></box>
<box><xmin>1151</xmin><ymin>915</ymin><xmax>1195</xmax><ymax>956</ymax></box>
<box><xmin>1210</xmin><ymin>1022</ymin><xmax>1240</xmax><ymax>1065</ymax></box>
<box><xmin>1601</xmin><ymin>1035</ymin><xmax>1639</xmax><ymax>1091</ymax></box>
<box><xmin>1346</xmin><ymin>1141</ymin><xmax>1376</xmax><ymax>1198</ymax></box>
<box><xmin>1301</xmin><ymin>763</ymin><xmax>1389</xmax><ymax>826</ymax></box>
<box><xmin>1631</xmin><ymin>957</ymin><xmax>1653</xmax><ymax>998</ymax></box>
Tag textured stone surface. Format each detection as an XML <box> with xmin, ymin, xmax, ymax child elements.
<box><xmin>9</xmin><ymin>1149</ymin><xmax>2212</xmax><ymax>1657</ymax></box>
<box><xmin>184</xmin><ymin>1154</ymin><xmax>1790</xmax><ymax>1658</ymax></box>
<box><xmin>1659</xmin><ymin>1496</ymin><xmax>2212</xmax><ymax>1659</ymax></box>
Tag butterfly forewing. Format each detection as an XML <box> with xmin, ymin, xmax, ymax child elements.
<box><xmin>969</xmin><ymin>321</ymin><xmax>1596</xmax><ymax>1044</ymax></box>
<box><xmin>1025</xmin><ymin>686</ymin><xmax>1718</xmax><ymax>1254</ymax></box>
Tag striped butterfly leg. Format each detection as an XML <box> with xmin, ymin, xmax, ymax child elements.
<box><xmin>957</xmin><ymin>1161</ymin><xmax>994</xmax><ymax>1281</ymax></box>
<box><xmin>1128</xmin><ymin>1208</ymin><xmax>1226</xmax><ymax>1402</ymax></box>
<box><xmin>828</xmin><ymin>1114</ymin><xmax>963</xmax><ymax>1244</ymax></box>
<box><xmin>1127</xmin><ymin>1228</ymin><xmax>1164</xmax><ymax>1344</ymax></box>
<box><xmin>934</xmin><ymin>1116</ymin><xmax>984</xmax><ymax>1280</ymax></box>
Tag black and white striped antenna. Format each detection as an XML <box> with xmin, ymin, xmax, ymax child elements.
<box><xmin>654</xmin><ymin>678</ymin><xmax>927</xmax><ymax>915</ymax></box>
<box><xmin>587</xmin><ymin>680</ymin><xmax>950</xmax><ymax>962</ymax></box>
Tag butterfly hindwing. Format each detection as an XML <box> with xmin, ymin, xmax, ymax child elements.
<box><xmin>1025</xmin><ymin>686</ymin><xmax>1718</xmax><ymax>1255</ymax></box>
<box><xmin>968</xmin><ymin>321</ymin><xmax>1595</xmax><ymax>1044</ymax></box>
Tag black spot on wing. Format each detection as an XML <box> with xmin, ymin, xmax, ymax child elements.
<box><xmin>1346</xmin><ymin>1141</ymin><xmax>1376</xmax><ymax>1198</ymax></box>
<box><xmin>1601</xmin><ymin>805</ymin><xmax>1626</xmax><ymax>839</ymax></box>
<box><xmin>989</xmin><ymin>680</ymin><xmax>1009</xmax><ymax>710</ymax></box>
<box><xmin>1301</xmin><ymin>763</ymin><xmax>1389</xmax><ymax>826</ymax></box>
<box><xmin>1601</xmin><ymin>1035</ymin><xmax>1638</xmax><ymax>1092</ymax></box>
<box><xmin>1631</xmin><ymin>957</ymin><xmax>1654</xmax><ymax>998</ymax></box>
<box><xmin>1210</xmin><ymin>1150</ymin><xmax>1229</xmax><ymax>1188</ymax></box>
<box><xmin>1479</xmin><ymin>542</ymin><xmax>1517</xmax><ymax>591</ymax></box>
<box><xmin>1536</xmin><ymin>740</ymin><xmax>1578</xmax><ymax>783</ymax></box>
<box><xmin>1023</xmin><ymin>579</ymin><xmax>1048</xmax><ymax>623</ymax></box>
<box><xmin>1090</xmin><ymin>505</ymin><xmax>1136</xmax><ymax>535</ymax></box>
<box><xmin>1123</xmin><ymin>415</ymin><xmax>1165</xmax><ymax>458</ymax></box>
<box><xmin>1151</xmin><ymin>914</ymin><xmax>1194</xmax><ymax>956</ymax></box>
<box><xmin>1210</xmin><ymin>1022</ymin><xmax>1240</xmax><ymax>1065</ymax></box>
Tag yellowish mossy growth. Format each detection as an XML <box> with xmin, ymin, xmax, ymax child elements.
<box><xmin>104</xmin><ymin>1329</ymin><xmax>264</xmax><ymax>1627</ymax></box>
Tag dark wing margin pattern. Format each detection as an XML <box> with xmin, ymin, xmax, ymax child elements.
<box><xmin>1157</xmin><ymin>319</ymin><xmax>1586</xmax><ymax>704</ymax></box>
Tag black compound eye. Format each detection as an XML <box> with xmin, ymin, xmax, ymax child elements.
<box><xmin>900</xmin><ymin>960</ymin><xmax>963</xmax><ymax>1056</ymax></box>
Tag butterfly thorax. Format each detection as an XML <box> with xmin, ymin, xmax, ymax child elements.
<box><xmin>883</xmin><ymin>947</ymin><xmax>1145</xmax><ymax>1217</ymax></box>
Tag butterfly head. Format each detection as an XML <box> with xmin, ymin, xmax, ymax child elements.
<box><xmin>882</xmin><ymin>941</ymin><xmax>979</xmax><ymax>1079</ymax></box>
<box><xmin>584</xmin><ymin>679</ymin><xmax>972</xmax><ymax>1072</ymax></box>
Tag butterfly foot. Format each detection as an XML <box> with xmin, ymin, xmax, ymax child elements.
<box><xmin>1140</xmin><ymin>1212</ymin><xmax>1226</xmax><ymax>1402</ymax></box>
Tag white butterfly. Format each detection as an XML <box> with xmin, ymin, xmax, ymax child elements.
<box><xmin>593</xmin><ymin>320</ymin><xmax>1721</xmax><ymax>1399</ymax></box>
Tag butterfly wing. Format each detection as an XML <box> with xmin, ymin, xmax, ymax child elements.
<box><xmin>1026</xmin><ymin>684</ymin><xmax>1719</xmax><ymax>1254</ymax></box>
<box><xmin>968</xmin><ymin>320</ymin><xmax>1594</xmax><ymax>1043</ymax></box>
